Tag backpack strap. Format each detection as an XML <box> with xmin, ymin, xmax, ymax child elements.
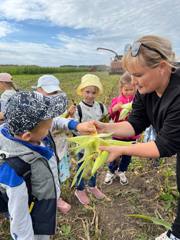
<box><xmin>77</xmin><ymin>102</ymin><xmax>104</xmax><ymax>122</ymax></box>
<box><xmin>99</xmin><ymin>102</ymin><xmax>104</xmax><ymax>115</ymax></box>
<box><xmin>77</xmin><ymin>104</ymin><xmax>82</xmax><ymax>123</ymax></box>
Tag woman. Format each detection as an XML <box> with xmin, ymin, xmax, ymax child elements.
<box><xmin>0</xmin><ymin>73</ymin><xmax>17</xmax><ymax>122</ymax></box>
<box><xmin>94</xmin><ymin>35</ymin><xmax>180</xmax><ymax>240</ymax></box>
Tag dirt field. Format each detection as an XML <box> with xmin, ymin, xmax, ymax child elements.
<box><xmin>52</xmin><ymin>156</ymin><xmax>177</xmax><ymax>240</ymax></box>
<box><xmin>0</xmin><ymin>156</ymin><xmax>177</xmax><ymax>240</ymax></box>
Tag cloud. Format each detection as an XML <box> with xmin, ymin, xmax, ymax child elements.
<box><xmin>0</xmin><ymin>41</ymin><xmax>109</xmax><ymax>66</ymax></box>
<box><xmin>1</xmin><ymin>0</ymin><xmax>180</xmax><ymax>34</ymax></box>
<box><xmin>0</xmin><ymin>21</ymin><xmax>14</xmax><ymax>37</ymax></box>
<box><xmin>0</xmin><ymin>0</ymin><xmax>44</xmax><ymax>21</ymax></box>
<box><xmin>0</xmin><ymin>0</ymin><xmax>180</xmax><ymax>65</ymax></box>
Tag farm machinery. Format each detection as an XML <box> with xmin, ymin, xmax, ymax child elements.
<box><xmin>97</xmin><ymin>47</ymin><xmax>124</xmax><ymax>74</ymax></box>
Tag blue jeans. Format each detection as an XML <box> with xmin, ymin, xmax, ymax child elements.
<box><xmin>108</xmin><ymin>155</ymin><xmax>131</xmax><ymax>173</ymax></box>
<box><xmin>108</xmin><ymin>138</ymin><xmax>132</xmax><ymax>173</ymax></box>
<box><xmin>144</xmin><ymin>125</ymin><xmax>157</xmax><ymax>142</ymax></box>
<box><xmin>76</xmin><ymin>152</ymin><xmax>96</xmax><ymax>190</ymax></box>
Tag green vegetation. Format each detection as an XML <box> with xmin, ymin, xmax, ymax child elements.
<box><xmin>127</xmin><ymin>214</ymin><xmax>171</xmax><ymax>230</ymax></box>
<box><xmin>0</xmin><ymin>65</ymin><xmax>107</xmax><ymax>75</ymax></box>
<box><xmin>0</xmin><ymin>65</ymin><xmax>90</xmax><ymax>75</ymax></box>
<box><xmin>12</xmin><ymin>71</ymin><xmax>119</xmax><ymax>106</ymax></box>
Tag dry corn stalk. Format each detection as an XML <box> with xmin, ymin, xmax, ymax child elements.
<box><xmin>68</xmin><ymin>133</ymin><xmax>132</xmax><ymax>186</ymax></box>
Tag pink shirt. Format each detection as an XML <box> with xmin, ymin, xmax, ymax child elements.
<box><xmin>109</xmin><ymin>94</ymin><xmax>139</xmax><ymax>140</ymax></box>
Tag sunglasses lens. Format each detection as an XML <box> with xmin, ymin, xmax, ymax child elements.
<box><xmin>124</xmin><ymin>41</ymin><xmax>165</xmax><ymax>59</ymax></box>
<box><xmin>124</xmin><ymin>44</ymin><xmax>131</xmax><ymax>54</ymax></box>
<box><xmin>124</xmin><ymin>42</ymin><xmax>142</xmax><ymax>57</ymax></box>
<box><xmin>131</xmin><ymin>42</ymin><xmax>141</xmax><ymax>57</ymax></box>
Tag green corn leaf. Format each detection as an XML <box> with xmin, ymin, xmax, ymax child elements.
<box><xmin>127</xmin><ymin>214</ymin><xmax>171</xmax><ymax>230</ymax></box>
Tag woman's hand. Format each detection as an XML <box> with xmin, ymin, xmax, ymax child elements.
<box><xmin>99</xmin><ymin>145</ymin><xmax>125</xmax><ymax>162</ymax></box>
<box><xmin>93</xmin><ymin>120</ymin><xmax>107</xmax><ymax>133</ymax></box>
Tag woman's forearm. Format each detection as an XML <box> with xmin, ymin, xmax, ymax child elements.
<box><xmin>104</xmin><ymin>121</ymin><xmax>136</xmax><ymax>138</ymax></box>
<box><xmin>122</xmin><ymin>141</ymin><xmax>160</xmax><ymax>158</ymax></box>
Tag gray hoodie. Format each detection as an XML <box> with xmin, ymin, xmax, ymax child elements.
<box><xmin>0</xmin><ymin>125</ymin><xmax>59</xmax><ymax>240</ymax></box>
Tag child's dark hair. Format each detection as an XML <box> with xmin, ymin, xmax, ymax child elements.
<box><xmin>119</xmin><ymin>71</ymin><xmax>132</xmax><ymax>89</ymax></box>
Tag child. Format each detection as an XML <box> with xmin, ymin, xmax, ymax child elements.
<box><xmin>32</xmin><ymin>74</ymin><xmax>72</xmax><ymax>214</ymax></box>
<box><xmin>0</xmin><ymin>91</ymin><xmax>67</xmax><ymax>240</ymax></box>
<box><xmin>0</xmin><ymin>73</ymin><xmax>17</xmax><ymax>122</ymax></box>
<box><xmin>104</xmin><ymin>72</ymin><xmax>138</xmax><ymax>185</ymax></box>
<box><xmin>33</xmin><ymin>74</ymin><xmax>96</xmax><ymax>213</ymax></box>
<box><xmin>73</xmin><ymin>74</ymin><xmax>108</xmax><ymax>205</ymax></box>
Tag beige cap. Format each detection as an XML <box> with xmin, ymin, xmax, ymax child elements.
<box><xmin>76</xmin><ymin>74</ymin><xmax>103</xmax><ymax>96</ymax></box>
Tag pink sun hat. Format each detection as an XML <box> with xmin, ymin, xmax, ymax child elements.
<box><xmin>0</xmin><ymin>73</ymin><xmax>13</xmax><ymax>82</ymax></box>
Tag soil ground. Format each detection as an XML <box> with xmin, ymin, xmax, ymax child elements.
<box><xmin>53</xmin><ymin>156</ymin><xmax>177</xmax><ymax>240</ymax></box>
<box><xmin>0</xmin><ymin>157</ymin><xmax>177</xmax><ymax>240</ymax></box>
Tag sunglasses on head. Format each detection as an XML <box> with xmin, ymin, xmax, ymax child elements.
<box><xmin>124</xmin><ymin>41</ymin><xmax>166</xmax><ymax>59</ymax></box>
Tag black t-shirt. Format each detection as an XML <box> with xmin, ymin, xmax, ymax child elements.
<box><xmin>128</xmin><ymin>68</ymin><xmax>180</xmax><ymax>158</ymax></box>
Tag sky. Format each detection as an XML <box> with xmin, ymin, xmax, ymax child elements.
<box><xmin>0</xmin><ymin>0</ymin><xmax>179</xmax><ymax>66</ymax></box>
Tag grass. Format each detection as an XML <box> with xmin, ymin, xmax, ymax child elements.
<box><xmin>13</xmin><ymin>71</ymin><xmax>120</xmax><ymax>106</ymax></box>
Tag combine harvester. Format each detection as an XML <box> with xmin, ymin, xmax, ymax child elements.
<box><xmin>97</xmin><ymin>47</ymin><xmax>124</xmax><ymax>74</ymax></box>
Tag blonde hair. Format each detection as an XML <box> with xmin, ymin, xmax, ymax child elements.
<box><xmin>119</xmin><ymin>71</ymin><xmax>132</xmax><ymax>89</ymax></box>
<box><xmin>3</xmin><ymin>81</ymin><xmax>17</xmax><ymax>91</ymax></box>
<box><xmin>122</xmin><ymin>35</ymin><xmax>176</xmax><ymax>70</ymax></box>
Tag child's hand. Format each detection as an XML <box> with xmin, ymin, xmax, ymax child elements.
<box><xmin>112</xmin><ymin>103</ymin><xmax>122</xmax><ymax>113</ymax></box>
<box><xmin>67</xmin><ymin>104</ymin><xmax>76</xmax><ymax>118</ymax></box>
<box><xmin>76</xmin><ymin>121</ymin><xmax>97</xmax><ymax>135</ymax></box>
<box><xmin>0</xmin><ymin>112</ymin><xmax>4</xmax><ymax>120</ymax></box>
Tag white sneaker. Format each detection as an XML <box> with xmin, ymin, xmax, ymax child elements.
<box><xmin>116</xmin><ymin>171</ymin><xmax>128</xmax><ymax>185</ymax></box>
<box><xmin>104</xmin><ymin>171</ymin><xmax>116</xmax><ymax>185</ymax></box>
<box><xmin>155</xmin><ymin>232</ymin><xmax>170</xmax><ymax>240</ymax></box>
<box><xmin>155</xmin><ymin>231</ymin><xmax>180</xmax><ymax>240</ymax></box>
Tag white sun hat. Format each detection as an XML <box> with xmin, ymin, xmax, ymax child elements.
<box><xmin>32</xmin><ymin>74</ymin><xmax>61</xmax><ymax>93</ymax></box>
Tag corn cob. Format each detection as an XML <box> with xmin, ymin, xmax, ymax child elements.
<box><xmin>91</xmin><ymin>151</ymin><xmax>109</xmax><ymax>175</ymax></box>
<box><xmin>68</xmin><ymin>134</ymin><xmax>132</xmax><ymax>187</ymax></box>
<box><xmin>119</xmin><ymin>102</ymin><xmax>132</xmax><ymax>120</ymax></box>
<box><xmin>91</xmin><ymin>139</ymin><xmax>133</xmax><ymax>175</ymax></box>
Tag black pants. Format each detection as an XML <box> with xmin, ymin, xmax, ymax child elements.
<box><xmin>171</xmin><ymin>154</ymin><xmax>180</xmax><ymax>238</ymax></box>
<box><xmin>0</xmin><ymin>191</ymin><xmax>8</xmax><ymax>213</ymax></box>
